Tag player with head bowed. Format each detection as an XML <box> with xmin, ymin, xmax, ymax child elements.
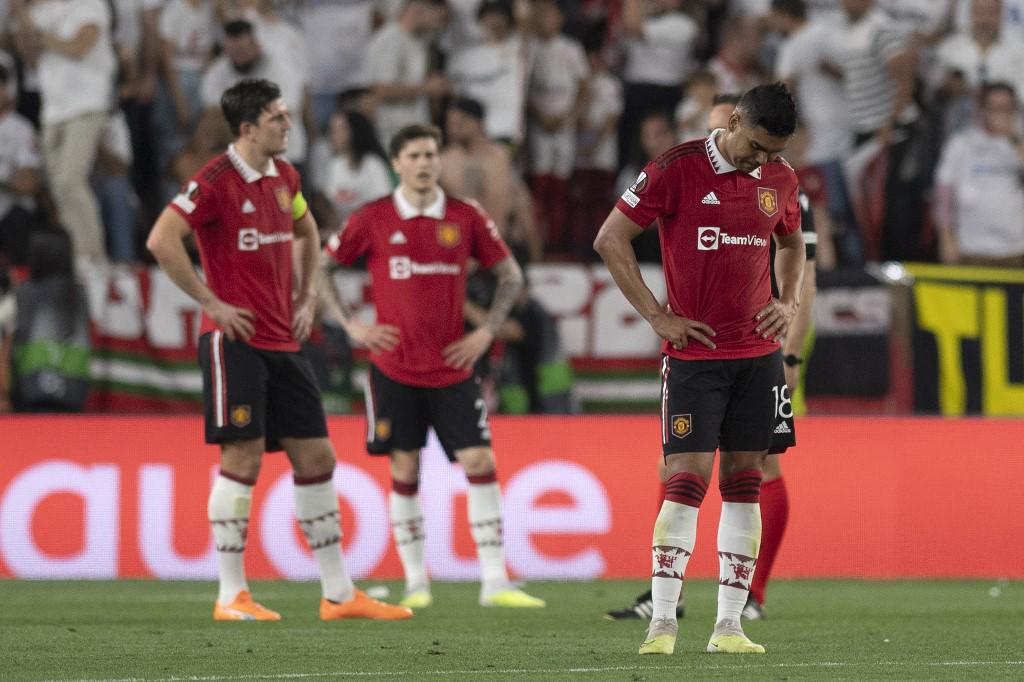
<box><xmin>147</xmin><ymin>78</ymin><xmax>412</xmax><ymax>622</ymax></box>
<box><xmin>594</xmin><ymin>83</ymin><xmax>805</xmax><ymax>655</ymax></box>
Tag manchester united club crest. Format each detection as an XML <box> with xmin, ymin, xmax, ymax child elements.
<box><xmin>671</xmin><ymin>414</ymin><xmax>692</xmax><ymax>439</ymax></box>
<box><xmin>757</xmin><ymin>187</ymin><xmax>778</xmax><ymax>217</ymax></box>
<box><xmin>274</xmin><ymin>186</ymin><xmax>292</xmax><ymax>214</ymax></box>
<box><xmin>437</xmin><ymin>223</ymin><xmax>461</xmax><ymax>248</ymax></box>
<box><xmin>375</xmin><ymin>419</ymin><xmax>392</xmax><ymax>440</ymax></box>
<box><xmin>230</xmin><ymin>405</ymin><xmax>252</xmax><ymax>428</ymax></box>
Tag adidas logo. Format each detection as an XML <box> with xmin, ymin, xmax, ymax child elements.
<box><xmin>701</xmin><ymin>191</ymin><xmax>720</xmax><ymax>205</ymax></box>
<box><xmin>389</xmin><ymin>230</ymin><xmax>407</xmax><ymax>245</ymax></box>
<box><xmin>774</xmin><ymin>422</ymin><xmax>791</xmax><ymax>434</ymax></box>
<box><xmin>241</xmin><ymin>199</ymin><xmax>255</xmax><ymax>213</ymax></box>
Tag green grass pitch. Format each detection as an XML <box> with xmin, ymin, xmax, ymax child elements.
<box><xmin>1</xmin><ymin>579</ymin><xmax>1021</xmax><ymax>681</ymax></box>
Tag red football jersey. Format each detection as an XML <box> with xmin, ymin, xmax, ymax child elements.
<box><xmin>169</xmin><ymin>145</ymin><xmax>305</xmax><ymax>352</ymax></box>
<box><xmin>616</xmin><ymin>132</ymin><xmax>801</xmax><ymax>360</ymax></box>
<box><xmin>326</xmin><ymin>189</ymin><xmax>510</xmax><ymax>387</ymax></box>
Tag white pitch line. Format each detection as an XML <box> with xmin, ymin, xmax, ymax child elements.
<box><xmin>42</xmin><ymin>659</ymin><xmax>1024</xmax><ymax>682</ymax></box>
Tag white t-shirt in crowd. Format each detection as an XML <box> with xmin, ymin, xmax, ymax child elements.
<box><xmin>935</xmin><ymin>126</ymin><xmax>1024</xmax><ymax>257</ymax></box>
<box><xmin>362</xmin><ymin>22</ymin><xmax>430</xmax><ymax>147</ymax></box>
<box><xmin>246</xmin><ymin>11</ymin><xmax>311</xmax><ymax>86</ymax></box>
<box><xmin>931</xmin><ymin>32</ymin><xmax>1024</xmax><ymax>98</ymax></box>
<box><xmin>301</xmin><ymin>0</ymin><xmax>379</xmax><ymax>94</ymax></box>
<box><xmin>158</xmin><ymin>0</ymin><xmax>216</xmax><ymax>74</ymax></box>
<box><xmin>316</xmin><ymin>152</ymin><xmax>393</xmax><ymax>224</ymax></box>
<box><xmin>31</xmin><ymin>0</ymin><xmax>116</xmax><ymax>124</ymax></box>
<box><xmin>956</xmin><ymin>0</ymin><xmax>1024</xmax><ymax>46</ymax></box>
<box><xmin>528</xmin><ymin>34</ymin><xmax>588</xmax><ymax>118</ymax></box>
<box><xmin>623</xmin><ymin>11</ymin><xmax>698</xmax><ymax>86</ymax></box>
<box><xmin>877</xmin><ymin>0</ymin><xmax>952</xmax><ymax>38</ymax></box>
<box><xmin>113</xmin><ymin>0</ymin><xmax>163</xmax><ymax>53</ymax></box>
<box><xmin>0</xmin><ymin>110</ymin><xmax>40</xmax><ymax>217</ymax></box>
<box><xmin>805</xmin><ymin>0</ymin><xmax>846</xmax><ymax>25</ymax></box>
<box><xmin>448</xmin><ymin>34</ymin><xmax>532</xmax><ymax>143</ymax></box>
<box><xmin>576</xmin><ymin>71</ymin><xmax>623</xmax><ymax>172</ymax></box>
<box><xmin>200</xmin><ymin>52</ymin><xmax>310</xmax><ymax>163</ymax></box>
<box><xmin>776</xmin><ymin>20</ymin><xmax>851</xmax><ymax>163</ymax></box>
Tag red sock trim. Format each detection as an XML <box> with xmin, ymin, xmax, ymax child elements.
<box><xmin>293</xmin><ymin>471</ymin><xmax>334</xmax><ymax>486</ymax></box>
<box><xmin>750</xmin><ymin>476</ymin><xmax>788</xmax><ymax>604</ymax></box>
<box><xmin>218</xmin><ymin>469</ymin><xmax>257</xmax><ymax>487</ymax></box>
<box><xmin>392</xmin><ymin>479</ymin><xmax>419</xmax><ymax>496</ymax></box>
<box><xmin>719</xmin><ymin>469</ymin><xmax>763</xmax><ymax>503</ymax></box>
<box><xmin>664</xmin><ymin>472</ymin><xmax>708</xmax><ymax>507</ymax></box>
<box><xmin>467</xmin><ymin>471</ymin><xmax>497</xmax><ymax>485</ymax></box>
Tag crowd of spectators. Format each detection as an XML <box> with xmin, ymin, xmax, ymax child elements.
<box><xmin>0</xmin><ymin>0</ymin><xmax>1020</xmax><ymax>270</ymax></box>
<box><xmin>0</xmin><ymin>0</ymin><xmax>1023</xmax><ymax>412</ymax></box>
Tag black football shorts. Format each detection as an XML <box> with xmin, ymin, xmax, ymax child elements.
<box><xmin>198</xmin><ymin>331</ymin><xmax>328</xmax><ymax>451</ymax></box>
<box><xmin>364</xmin><ymin>364</ymin><xmax>491</xmax><ymax>460</ymax></box>
<box><xmin>660</xmin><ymin>349</ymin><xmax>793</xmax><ymax>456</ymax></box>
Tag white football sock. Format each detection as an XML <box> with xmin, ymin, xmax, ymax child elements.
<box><xmin>716</xmin><ymin>501</ymin><xmax>761</xmax><ymax>628</ymax></box>
<box><xmin>208</xmin><ymin>475</ymin><xmax>252</xmax><ymax>604</ymax></box>
<box><xmin>650</xmin><ymin>500</ymin><xmax>698</xmax><ymax>622</ymax></box>
<box><xmin>467</xmin><ymin>479</ymin><xmax>510</xmax><ymax>594</ymax></box>
<box><xmin>294</xmin><ymin>478</ymin><xmax>355</xmax><ymax>603</ymax></box>
<box><xmin>389</xmin><ymin>490</ymin><xmax>428</xmax><ymax>593</ymax></box>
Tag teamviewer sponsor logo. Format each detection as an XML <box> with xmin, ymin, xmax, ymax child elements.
<box><xmin>238</xmin><ymin>228</ymin><xmax>293</xmax><ymax>251</ymax></box>
<box><xmin>238</xmin><ymin>228</ymin><xmax>259</xmax><ymax>251</ymax></box>
<box><xmin>698</xmin><ymin>227</ymin><xmax>720</xmax><ymax>250</ymax></box>
<box><xmin>389</xmin><ymin>256</ymin><xmax>412</xmax><ymax>279</ymax></box>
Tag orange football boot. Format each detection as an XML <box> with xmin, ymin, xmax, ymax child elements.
<box><xmin>320</xmin><ymin>590</ymin><xmax>414</xmax><ymax>620</ymax></box>
<box><xmin>213</xmin><ymin>590</ymin><xmax>282</xmax><ymax>621</ymax></box>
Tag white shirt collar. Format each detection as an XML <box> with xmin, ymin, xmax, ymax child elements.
<box><xmin>393</xmin><ymin>187</ymin><xmax>446</xmax><ymax>220</ymax></box>
<box><xmin>705</xmin><ymin>129</ymin><xmax>762</xmax><ymax>179</ymax></box>
<box><xmin>227</xmin><ymin>144</ymin><xmax>279</xmax><ymax>183</ymax></box>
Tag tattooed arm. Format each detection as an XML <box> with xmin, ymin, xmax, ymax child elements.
<box><xmin>443</xmin><ymin>255</ymin><xmax>524</xmax><ymax>370</ymax></box>
<box><xmin>317</xmin><ymin>252</ymin><xmax>399</xmax><ymax>353</ymax></box>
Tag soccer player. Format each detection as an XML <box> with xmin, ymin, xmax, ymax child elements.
<box><xmin>320</xmin><ymin>123</ymin><xmax>546</xmax><ymax>610</ymax></box>
<box><xmin>146</xmin><ymin>78</ymin><xmax>411</xmax><ymax>622</ymax></box>
<box><xmin>594</xmin><ymin>83</ymin><xmax>805</xmax><ymax>655</ymax></box>
<box><xmin>707</xmin><ymin>94</ymin><xmax>817</xmax><ymax>620</ymax></box>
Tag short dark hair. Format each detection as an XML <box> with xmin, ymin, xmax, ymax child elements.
<box><xmin>979</xmin><ymin>81</ymin><xmax>1018</xmax><ymax>108</ymax></box>
<box><xmin>712</xmin><ymin>92</ymin><xmax>741</xmax><ymax>107</ymax></box>
<box><xmin>389</xmin><ymin>122</ymin><xmax>443</xmax><ymax>159</ymax></box>
<box><xmin>735</xmin><ymin>83</ymin><xmax>797</xmax><ymax>138</ymax></box>
<box><xmin>223</xmin><ymin>19</ymin><xmax>255</xmax><ymax>38</ymax></box>
<box><xmin>477</xmin><ymin>0</ymin><xmax>513</xmax><ymax>22</ymax></box>
<box><xmin>450</xmin><ymin>96</ymin><xmax>485</xmax><ymax>122</ymax></box>
<box><xmin>770</xmin><ymin>0</ymin><xmax>806</xmax><ymax>19</ymax></box>
<box><xmin>220</xmin><ymin>78</ymin><xmax>282</xmax><ymax>137</ymax></box>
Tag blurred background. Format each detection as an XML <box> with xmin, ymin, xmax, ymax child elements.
<box><xmin>0</xmin><ymin>0</ymin><xmax>1022</xmax><ymax>583</ymax></box>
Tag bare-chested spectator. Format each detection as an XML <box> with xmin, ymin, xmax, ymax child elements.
<box><xmin>441</xmin><ymin>97</ymin><xmax>515</xmax><ymax>238</ymax></box>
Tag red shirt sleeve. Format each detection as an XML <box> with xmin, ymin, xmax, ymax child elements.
<box><xmin>773</xmin><ymin>174</ymin><xmax>801</xmax><ymax>237</ymax></box>
<box><xmin>469</xmin><ymin>202</ymin><xmax>511</xmax><ymax>268</ymax></box>
<box><xmin>614</xmin><ymin>159</ymin><xmax>678</xmax><ymax>229</ymax></box>
<box><xmin>168</xmin><ymin>176</ymin><xmax>217</xmax><ymax>231</ymax></box>
<box><xmin>325</xmin><ymin>208</ymin><xmax>372</xmax><ymax>265</ymax></box>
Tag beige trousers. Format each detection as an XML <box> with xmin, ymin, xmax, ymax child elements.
<box><xmin>42</xmin><ymin>110</ymin><xmax>108</xmax><ymax>263</ymax></box>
